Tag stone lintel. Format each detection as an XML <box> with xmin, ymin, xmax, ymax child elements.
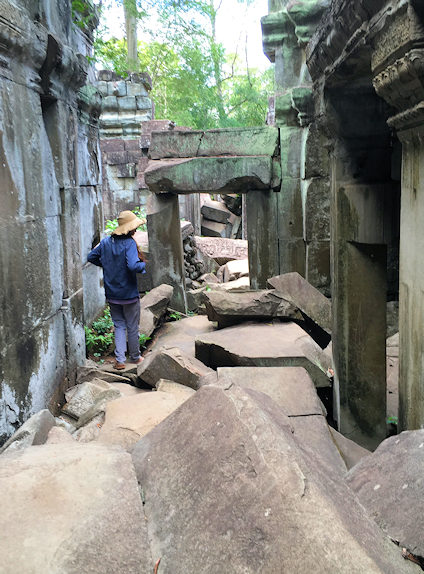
<box><xmin>149</xmin><ymin>126</ymin><xmax>279</xmax><ymax>159</ymax></box>
<box><xmin>144</xmin><ymin>156</ymin><xmax>279</xmax><ymax>194</ymax></box>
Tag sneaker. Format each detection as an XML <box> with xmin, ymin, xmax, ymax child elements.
<box><xmin>114</xmin><ymin>361</ymin><xmax>126</xmax><ymax>370</ymax></box>
<box><xmin>130</xmin><ymin>357</ymin><xmax>144</xmax><ymax>365</ymax></box>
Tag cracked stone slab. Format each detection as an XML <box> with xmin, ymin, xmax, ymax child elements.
<box><xmin>144</xmin><ymin>156</ymin><xmax>278</xmax><ymax>194</ymax></box>
<box><xmin>149</xmin><ymin>126</ymin><xmax>279</xmax><ymax>159</ymax></box>
<box><xmin>0</xmin><ymin>410</ymin><xmax>55</xmax><ymax>454</ymax></box>
<box><xmin>347</xmin><ymin>429</ymin><xmax>424</xmax><ymax>559</ymax></box>
<box><xmin>0</xmin><ymin>443</ymin><xmax>152</xmax><ymax>573</ymax></box>
<box><xmin>195</xmin><ymin>322</ymin><xmax>331</xmax><ymax>388</ymax></box>
<box><xmin>131</xmin><ymin>384</ymin><xmax>416</xmax><ymax>574</ymax></box>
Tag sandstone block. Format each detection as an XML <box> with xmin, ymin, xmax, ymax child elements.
<box><xmin>149</xmin><ymin>126</ymin><xmax>279</xmax><ymax>159</ymax></box>
<box><xmin>201</xmin><ymin>198</ymin><xmax>231</xmax><ymax>223</ymax></box>
<box><xmin>62</xmin><ymin>381</ymin><xmax>121</xmax><ymax>421</ymax></box>
<box><xmin>131</xmin><ymin>384</ymin><xmax>414</xmax><ymax>573</ymax></box>
<box><xmin>329</xmin><ymin>427</ymin><xmax>371</xmax><ymax>470</ymax></box>
<box><xmin>203</xmin><ymin>290</ymin><xmax>301</xmax><ymax>328</ymax></box>
<box><xmin>267</xmin><ymin>271</ymin><xmax>331</xmax><ymax>333</ymax></box>
<box><xmin>201</xmin><ymin>219</ymin><xmax>227</xmax><ymax>237</ymax></box>
<box><xmin>156</xmin><ymin>379</ymin><xmax>197</xmax><ymax>397</ymax></box>
<box><xmin>347</xmin><ymin>429</ymin><xmax>424</xmax><ymax>560</ymax></box>
<box><xmin>217</xmin><ymin>258</ymin><xmax>249</xmax><ymax>283</ymax></box>
<box><xmin>144</xmin><ymin>156</ymin><xmax>276</xmax><ymax>194</ymax></box>
<box><xmin>97</xmin><ymin>391</ymin><xmax>191</xmax><ymax>450</ymax></box>
<box><xmin>195</xmin><ymin>322</ymin><xmax>330</xmax><ymax>387</ymax></box>
<box><xmin>139</xmin><ymin>283</ymin><xmax>173</xmax><ymax>338</ymax></box>
<box><xmin>137</xmin><ymin>346</ymin><xmax>214</xmax><ymax>389</ymax></box>
<box><xmin>45</xmin><ymin>426</ymin><xmax>75</xmax><ymax>444</ymax></box>
<box><xmin>0</xmin><ymin>443</ymin><xmax>151</xmax><ymax>573</ymax></box>
<box><xmin>0</xmin><ymin>410</ymin><xmax>55</xmax><ymax>454</ymax></box>
<box><xmin>194</xmin><ymin>236</ymin><xmax>248</xmax><ymax>265</ymax></box>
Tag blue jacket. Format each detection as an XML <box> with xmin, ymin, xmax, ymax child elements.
<box><xmin>87</xmin><ymin>235</ymin><xmax>146</xmax><ymax>300</ymax></box>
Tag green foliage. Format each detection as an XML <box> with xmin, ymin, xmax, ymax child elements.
<box><xmin>85</xmin><ymin>307</ymin><xmax>114</xmax><ymax>355</ymax></box>
<box><xmin>105</xmin><ymin>206</ymin><xmax>147</xmax><ymax>235</ymax></box>
<box><xmin>95</xmin><ymin>0</ymin><xmax>273</xmax><ymax>130</ymax></box>
<box><xmin>71</xmin><ymin>0</ymin><xmax>97</xmax><ymax>30</ymax></box>
<box><xmin>139</xmin><ymin>333</ymin><xmax>151</xmax><ymax>347</ymax></box>
<box><xmin>168</xmin><ymin>310</ymin><xmax>182</xmax><ymax>321</ymax></box>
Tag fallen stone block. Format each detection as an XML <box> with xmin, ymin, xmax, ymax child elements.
<box><xmin>195</xmin><ymin>322</ymin><xmax>330</xmax><ymax>388</ymax></box>
<box><xmin>0</xmin><ymin>443</ymin><xmax>151</xmax><ymax>573</ymax></box>
<box><xmin>139</xmin><ymin>283</ymin><xmax>173</xmax><ymax>337</ymax></box>
<box><xmin>297</xmin><ymin>335</ymin><xmax>333</xmax><ymax>376</ymax></box>
<box><xmin>76</xmin><ymin>365</ymin><xmax>129</xmax><ymax>385</ymax></box>
<box><xmin>97</xmin><ymin>391</ymin><xmax>191</xmax><ymax>451</ymax></box>
<box><xmin>73</xmin><ymin>413</ymin><xmax>105</xmax><ymax>443</ymax></box>
<box><xmin>144</xmin><ymin>156</ymin><xmax>277</xmax><ymax>194</ymax></box>
<box><xmin>201</xmin><ymin>219</ymin><xmax>227</xmax><ymax>237</ymax></box>
<box><xmin>45</xmin><ymin>426</ymin><xmax>75</xmax><ymax>444</ymax></box>
<box><xmin>329</xmin><ymin>427</ymin><xmax>371</xmax><ymax>470</ymax></box>
<box><xmin>194</xmin><ymin>236</ymin><xmax>248</xmax><ymax>266</ymax></box>
<box><xmin>62</xmin><ymin>381</ymin><xmax>121</xmax><ymax>421</ymax></box>
<box><xmin>201</xmin><ymin>198</ymin><xmax>231</xmax><ymax>223</ymax></box>
<box><xmin>217</xmin><ymin>258</ymin><xmax>249</xmax><ymax>283</ymax></box>
<box><xmin>214</xmin><ymin>276</ymin><xmax>251</xmax><ymax>291</ymax></box>
<box><xmin>156</xmin><ymin>379</ymin><xmax>197</xmax><ymax>397</ymax></box>
<box><xmin>347</xmin><ymin>429</ymin><xmax>424</xmax><ymax>561</ymax></box>
<box><xmin>267</xmin><ymin>271</ymin><xmax>331</xmax><ymax>333</ymax></box>
<box><xmin>145</xmin><ymin>315</ymin><xmax>215</xmax><ymax>358</ymax></box>
<box><xmin>131</xmin><ymin>384</ymin><xmax>414</xmax><ymax>573</ymax></box>
<box><xmin>198</xmin><ymin>272</ymin><xmax>219</xmax><ymax>284</ymax></box>
<box><xmin>203</xmin><ymin>290</ymin><xmax>301</xmax><ymax>328</ymax></box>
<box><xmin>0</xmin><ymin>410</ymin><xmax>55</xmax><ymax>454</ymax></box>
<box><xmin>149</xmin><ymin>126</ymin><xmax>280</xmax><ymax>159</ymax></box>
<box><xmin>137</xmin><ymin>346</ymin><xmax>214</xmax><ymax>390</ymax></box>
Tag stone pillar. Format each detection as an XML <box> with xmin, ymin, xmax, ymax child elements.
<box><xmin>147</xmin><ymin>193</ymin><xmax>187</xmax><ymax>313</ymax></box>
<box><xmin>246</xmin><ymin>190</ymin><xmax>279</xmax><ymax>289</ymax></box>
<box><xmin>261</xmin><ymin>1</ymin><xmax>331</xmax><ymax>293</ymax></box>
<box><xmin>371</xmin><ymin>4</ymin><xmax>424</xmax><ymax>430</ymax></box>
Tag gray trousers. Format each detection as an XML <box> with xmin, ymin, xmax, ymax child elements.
<box><xmin>109</xmin><ymin>300</ymin><xmax>140</xmax><ymax>363</ymax></box>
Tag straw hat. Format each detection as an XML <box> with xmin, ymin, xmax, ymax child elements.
<box><xmin>113</xmin><ymin>210</ymin><xmax>146</xmax><ymax>235</ymax></box>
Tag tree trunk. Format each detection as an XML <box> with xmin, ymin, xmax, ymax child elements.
<box><xmin>124</xmin><ymin>0</ymin><xmax>138</xmax><ymax>72</ymax></box>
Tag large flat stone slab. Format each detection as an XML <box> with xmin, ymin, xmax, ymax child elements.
<box><xmin>194</xmin><ymin>236</ymin><xmax>248</xmax><ymax>265</ymax></box>
<box><xmin>347</xmin><ymin>429</ymin><xmax>424</xmax><ymax>560</ymax></box>
<box><xmin>144</xmin><ymin>156</ymin><xmax>277</xmax><ymax>194</ymax></box>
<box><xmin>148</xmin><ymin>315</ymin><xmax>215</xmax><ymax>357</ymax></box>
<box><xmin>97</xmin><ymin>390</ymin><xmax>191</xmax><ymax>451</ymax></box>
<box><xmin>0</xmin><ymin>443</ymin><xmax>151</xmax><ymax>573</ymax></box>
<box><xmin>131</xmin><ymin>384</ymin><xmax>415</xmax><ymax>574</ymax></box>
<box><xmin>217</xmin><ymin>366</ymin><xmax>323</xmax><ymax>416</ymax></box>
<box><xmin>195</xmin><ymin>322</ymin><xmax>330</xmax><ymax>387</ymax></box>
<box><xmin>204</xmin><ymin>290</ymin><xmax>302</xmax><ymax>328</ymax></box>
<box><xmin>149</xmin><ymin>126</ymin><xmax>279</xmax><ymax>159</ymax></box>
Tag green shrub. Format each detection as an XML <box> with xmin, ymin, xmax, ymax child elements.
<box><xmin>105</xmin><ymin>206</ymin><xmax>147</xmax><ymax>235</ymax></box>
<box><xmin>85</xmin><ymin>308</ymin><xmax>114</xmax><ymax>355</ymax></box>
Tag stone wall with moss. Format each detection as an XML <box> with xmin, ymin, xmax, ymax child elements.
<box><xmin>0</xmin><ymin>0</ymin><xmax>104</xmax><ymax>444</ymax></box>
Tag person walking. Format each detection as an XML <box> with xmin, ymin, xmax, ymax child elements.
<box><xmin>87</xmin><ymin>210</ymin><xmax>146</xmax><ymax>370</ymax></box>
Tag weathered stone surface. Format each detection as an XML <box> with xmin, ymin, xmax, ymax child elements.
<box><xmin>195</xmin><ymin>236</ymin><xmax>248</xmax><ymax>265</ymax></box>
<box><xmin>147</xmin><ymin>193</ymin><xmax>186</xmax><ymax>312</ymax></box>
<box><xmin>45</xmin><ymin>426</ymin><xmax>76</xmax><ymax>444</ymax></box>
<box><xmin>195</xmin><ymin>322</ymin><xmax>330</xmax><ymax>387</ymax></box>
<box><xmin>201</xmin><ymin>219</ymin><xmax>227</xmax><ymax>237</ymax></box>
<box><xmin>132</xmin><ymin>384</ymin><xmax>414</xmax><ymax>573</ymax></box>
<box><xmin>297</xmin><ymin>335</ymin><xmax>333</xmax><ymax>375</ymax></box>
<box><xmin>149</xmin><ymin>126</ymin><xmax>280</xmax><ymax>159</ymax></box>
<box><xmin>204</xmin><ymin>290</ymin><xmax>301</xmax><ymax>328</ymax></box>
<box><xmin>144</xmin><ymin>156</ymin><xmax>277</xmax><ymax>194</ymax></box>
<box><xmin>217</xmin><ymin>258</ymin><xmax>249</xmax><ymax>283</ymax></box>
<box><xmin>267</xmin><ymin>271</ymin><xmax>331</xmax><ymax>332</ymax></box>
<box><xmin>62</xmin><ymin>381</ymin><xmax>121</xmax><ymax>421</ymax></box>
<box><xmin>139</xmin><ymin>283</ymin><xmax>173</xmax><ymax>337</ymax></box>
<box><xmin>146</xmin><ymin>315</ymin><xmax>215</xmax><ymax>357</ymax></box>
<box><xmin>138</xmin><ymin>346</ymin><xmax>214</xmax><ymax>389</ymax></box>
<box><xmin>97</xmin><ymin>391</ymin><xmax>190</xmax><ymax>450</ymax></box>
<box><xmin>0</xmin><ymin>443</ymin><xmax>151</xmax><ymax>573</ymax></box>
<box><xmin>73</xmin><ymin>413</ymin><xmax>105</xmax><ymax>443</ymax></box>
<box><xmin>217</xmin><ymin>366</ymin><xmax>323</xmax><ymax>416</ymax></box>
<box><xmin>213</xmin><ymin>276</ymin><xmax>251</xmax><ymax>291</ymax></box>
<box><xmin>347</xmin><ymin>430</ymin><xmax>424</xmax><ymax>559</ymax></box>
<box><xmin>329</xmin><ymin>427</ymin><xmax>371</xmax><ymax>471</ymax></box>
<box><xmin>201</xmin><ymin>199</ymin><xmax>231</xmax><ymax>223</ymax></box>
<box><xmin>0</xmin><ymin>410</ymin><xmax>55</xmax><ymax>454</ymax></box>
<box><xmin>155</xmin><ymin>379</ymin><xmax>197</xmax><ymax>397</ymax></box>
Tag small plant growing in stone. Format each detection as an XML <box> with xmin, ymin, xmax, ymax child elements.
<box><xmin>168</xmin><ymin>310</ymin><xmax>182</xmax><ymax>321</ymax></box>
<box><xmin>84</xmin><ymin>307</ymin><xmax>114</xmax><ymax>357</ymax></box>
<box><xmin>139</xmin><ymin>333</ymin><xmax>151</xmax><ymax>348</ymax></box>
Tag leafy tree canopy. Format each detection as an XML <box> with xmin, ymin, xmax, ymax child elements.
<box><xmin>93</xmin><ymin>0</ymin><xmax>274</xmax><ymax>129</ymax></box>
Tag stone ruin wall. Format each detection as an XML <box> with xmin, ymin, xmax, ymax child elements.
<box><xmin>0</xmin><ymin>0</ymin><xmax>104</xmax><ymax>443</ymax></box>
